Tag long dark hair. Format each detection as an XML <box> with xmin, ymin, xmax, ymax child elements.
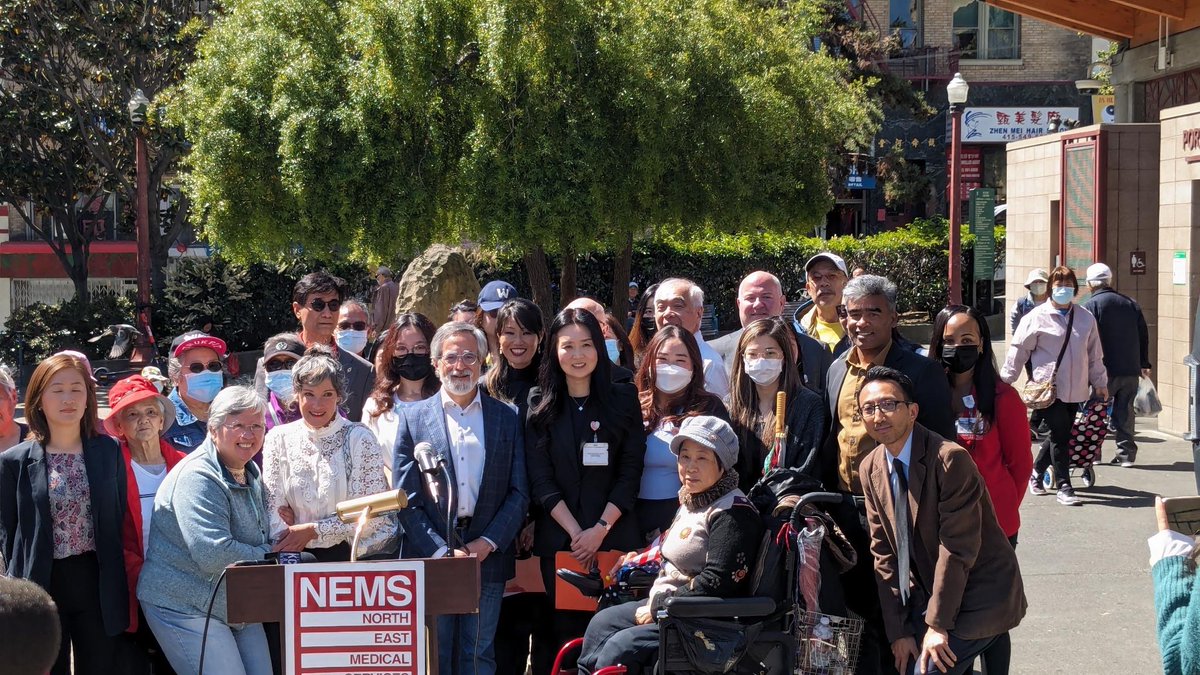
<box><xmin>628</xmin><ymin>283</ymin><xmax>660</xmax><ymax>364</ymax></box>
<box><xmin>485</xmin><ymin>299</ymin><xmax>545</xmax><ymax>403</ymax></box>
<box><xmin>633</xmin><ymin>325</ymin><xmax>722</xmax><ymax>430</ymax></box>
<box><xmin>727</xmin><ymin>317</ymin><xmax>802</xmax><ymax>446</ymax></box>
<box><xmin>530</xmin><ymin>308</ymin><xmax>612</xmax><ymax>428</ymax></box>
<box><xmin>369</xmin><ymin>312</ymin><xmax>440</xmax><ymax>417</ymax></box>
<box><xmin>928</xmin><ymin>304</ymin><xmax>998</xmax><ymax>423</ymax></box>
<box><xmin>605</xmin><ymin>314</ymin><xmax>636</xmax><ymax>371</ymax></box>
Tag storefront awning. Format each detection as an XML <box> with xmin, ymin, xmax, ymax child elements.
<box><xmin>986</xmin><ymin>0</ymin><xmax>1185</xmax><ymax>41</ymax></box>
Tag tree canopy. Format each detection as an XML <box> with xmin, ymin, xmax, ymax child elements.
<box><xmin>175</xmin><ymin>0</ymin><xmax>881</xmax><ymax>294</ymax></box>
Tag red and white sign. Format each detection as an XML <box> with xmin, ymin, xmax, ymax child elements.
<box><xmin>284</xmin><ymin>562</ymin><xmax>425</xmax><ymax>675</ymax></box>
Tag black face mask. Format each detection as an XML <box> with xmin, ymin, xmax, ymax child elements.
<box><xmin>394</xmin><ymin>353</ymin><xmax>432</xmax><ymax>381</ymax></box>
<box><xmin>940</xmin><ymin>344</ymin><xmax>980</xmax><ymax>374</ymax></box>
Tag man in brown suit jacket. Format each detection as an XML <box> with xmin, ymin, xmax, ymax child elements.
<box><xmin>857</xmin><ymin>366</ymin><xmax>1026</xmax><ymax>675</ymax></box>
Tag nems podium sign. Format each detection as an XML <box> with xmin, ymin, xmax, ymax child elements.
<box><xmin>283</xmin><ymin>562</ymin><xmax>426</xmax><ymax>675</ymax></box>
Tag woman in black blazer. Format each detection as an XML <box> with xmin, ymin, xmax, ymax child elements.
<box><xmin>526</xmin><ymin>308</ymin><xmax>645</xmax><ymax>647</ymax></box>
<box><xmin>0</xmin><ymin>353</ymin><xmax>129</xmax><ymax>675</ymax></box>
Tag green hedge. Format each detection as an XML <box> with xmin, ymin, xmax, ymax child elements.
<box><xmin>477</xmin><ymin>221</ymin><xmax>1005</xmax><ymax>328</ymax></box>
<box><xmin>0</xmin><ymin>292</ymin><xmax>135</xmax><ymax>365</ymax></box>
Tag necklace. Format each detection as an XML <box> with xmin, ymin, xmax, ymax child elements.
<box><xmin>228</xmin><ymin>465</ymin><xmax>248</xmax><ymax>485</ymax></box>
<box><xmin>569</xmin><ymin>395</ymin><xmax>589</xmax><ymax>412</ymax></box>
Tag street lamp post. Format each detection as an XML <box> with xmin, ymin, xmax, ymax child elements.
<box><xmin>946</xmin><ymin>73</ymin><xmax>969</xmax><ymax>306</ymax></box>
<box><xmin>127</xmin><ymin>89</ymin><xmax>153</xmax><ymax>363</ymax></box>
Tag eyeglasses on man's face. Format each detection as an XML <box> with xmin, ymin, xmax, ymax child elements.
<box><xmin>306</xmin><ymin>298</ymin><xmax>341</xmax><ymax>313</ymax></box>
<box><xmin>439</xmin><ymin>352</ymin><xmax>479</xmax><ymax>367</ymax></box>
<box><xmin>859</xmin><ymin>398</ymin><xmax>911</xmax><ymax>418</ymax></box>
<box><xmin>187</xmin><ymin>360</ymin><xmax>223</xmax><ymax>374</ymax></box>
<box><xmin>337</xmin><ymin>320</ymin><xmax>368</xmax><ymax>332</ymax></box>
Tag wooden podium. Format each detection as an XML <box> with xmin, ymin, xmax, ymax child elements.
<box><xmin>226</xmin><ymin>556</ymin><xmax>480</xmax><ymax>673</ymax></box>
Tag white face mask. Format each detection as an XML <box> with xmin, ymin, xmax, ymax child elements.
<box><xmin>1029</xmin><ymin>281</ymin><xmax>1047</xmax><ymax>296</ymax></box>
<box><xmin>335</xmin><ymin>330</ymin><xmax>369</xmax><ymax>355</ymax></box>
<box><xmin>605</xmin><ymin>338</ymin><xmax>621</xmax><ymax>364</ymax></box>
<box><xmin>654</xmin><ymin>363</ymin><xmax>692</xmax><ymax>394</ymax></box>
<box><xmin>743</xmin><ymin>357</ymin><xmax>784</xmax><ymax>386</ymax></box>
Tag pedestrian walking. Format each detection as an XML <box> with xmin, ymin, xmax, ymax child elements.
<box><xmin>370</xmin><ymin>265</ymin><xmax>399</xmax><ymax>337</ymax></box>
<box><xmin>1001</xmin><ymin>266</ymin><xmax>1108</xmax><ymax>506</ymax></box>
<box><xmin>1082</xmin><ymin>262</ymin><xmax>1151</xmax><ymax>468</ymax></box>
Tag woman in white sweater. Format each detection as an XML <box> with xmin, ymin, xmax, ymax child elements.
<box><xmin>262</xmin><ymin>345</ymin><xmax>394</xmax><ymax>561</ymax></box>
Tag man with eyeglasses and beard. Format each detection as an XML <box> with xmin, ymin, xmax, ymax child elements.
<box><xmin>254</xmin><ymin>271</ymin><xmax>376</xmax><ymax>421</ymax></box>
<box><xmin>166</xmin><ymin>331</ymin><xmax>228</xmax><ymax>453</ymax></box>
<box><xmin>392</xmin><ymin>321</ymin><xmax>528</xmax><ymax>675</ymax></box>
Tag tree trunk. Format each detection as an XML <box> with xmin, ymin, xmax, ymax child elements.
<box><xmin>70</xmin><ymin>253</ymin><xmax>90</xmax><ymax>310</ymax></box>
<box><xmin>611</xmin><ymin>231</ymin><xmax>633</xmax><ymax>318</ymax></box>
<box><xmin>522</xmin><ymin>245</ymin><xmax>555</xmax><ymax>317</ymax></box>
<box><xmin>559</xmin><ymin>242</ymin><xmax>577</xmax><ymax>306</ymax></box>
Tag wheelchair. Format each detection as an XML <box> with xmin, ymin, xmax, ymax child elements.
<box><xmin>551</xmin><ymin>490</ymin><xmax>863</xmax><ymax>675</ymax></box>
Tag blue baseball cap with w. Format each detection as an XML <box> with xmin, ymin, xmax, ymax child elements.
<box><xmin>478</xmin><ymin>280</ymin><xmax>518</xmax><ymax>311</ymax></box>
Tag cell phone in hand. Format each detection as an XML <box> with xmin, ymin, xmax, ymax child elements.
<box><xmin>1161</xmin><ymin>496</ymin><xmax>1200</xmax><ymax>536</ymax></box>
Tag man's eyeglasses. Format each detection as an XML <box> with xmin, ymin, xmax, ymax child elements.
<box><xmin>223</xmin><ymin>422</ymin><xmax>266</xmax><ymax>436</ymax></box>
<box><xmin>187</xmin><ymin>361</ymin><xmax>223</xmax><ymax>374</ymax></box>
<box><xmin>338</xmin><ymin>321</ymin><xmax>368</xmax><ymax>331</ymax></box>
<box><xmin>859</xmin><ymin>399</ymin><xmax>910</xmax><ymax>417</ymax></box>
<box><xmin>440</xmin><ymin>352</ymin><xmax>479</xmax><ymax>366</ymax></box>
<box><xmin>305</xmin><ymin>298</ymin><xmax>341</xmax><ymax>313</ymax></box>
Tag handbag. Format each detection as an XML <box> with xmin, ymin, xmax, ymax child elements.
<box><xmin>1020</xmin><ymin>307</ymin><xmax>1074</xmax><ymax>410</ymax></box>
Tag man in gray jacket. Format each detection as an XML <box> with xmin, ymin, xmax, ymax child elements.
<box><xmin>1083</xmin><ymin>263</ymin><xmax>1151</xmax><ymax>467</ymax></box>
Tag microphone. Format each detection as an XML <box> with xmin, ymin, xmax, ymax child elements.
<box><xmin>335</xmin><ymin>489</ymin><xmax>409</xmax><ymax>523</ymax></box>
<box><xmin>414</xmin><ymin>442</ymin><xmax>443</xmax><ymax>503</ymax></box>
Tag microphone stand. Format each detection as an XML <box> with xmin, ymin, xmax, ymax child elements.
<box><xmin>440</xmin><ymin>462</ymin><xmax>464</xmax><ymax>555</ymax></box>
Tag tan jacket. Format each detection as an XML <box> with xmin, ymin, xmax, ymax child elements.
<box><xmin>862</xmin><ymin>424</ymin><xmax>1027</xmax><ymax>642</ymax></box>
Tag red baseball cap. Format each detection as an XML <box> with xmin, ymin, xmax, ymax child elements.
<box><xmin>171</xmin><ymin>331</ymin><xmax>227</xmax><ymax>359</ymax></box>
<box><xmin>104</xmin><ymin>375</ymin><xmax>177</xmax><ymax>438</ymax></box>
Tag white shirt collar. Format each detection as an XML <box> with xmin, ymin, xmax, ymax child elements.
<box><xmin>886</xmin><ymin>430</ymin><xmax>915</xmax><ymax>476</ymax></box>
<box><xmin>440</xmin><ymin>387</ymin><xmax>482</xmax><ymax>413</ymax></box>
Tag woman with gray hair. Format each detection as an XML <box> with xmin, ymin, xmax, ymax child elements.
<box><xmin>261</xmin><ymin>345</ymin><xmax>393</xmax><ymax>561</ymax></box>
<box><xmin>0</xmin><ymin>364</ymin><xmax>25</xmax><ymax>452</ymax></box>
<box><xmin>137</xmin><ymin>385</ymin><xmax>273</xmax><ymax>675</ymax></box>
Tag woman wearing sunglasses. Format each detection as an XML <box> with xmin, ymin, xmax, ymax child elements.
<box><xmin>166</xmin><ymin>331</ymin><xmax>228</xmax><ymax>454</ymax></box>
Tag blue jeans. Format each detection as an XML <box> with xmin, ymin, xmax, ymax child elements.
<box><xmin>438</xmin><ymin>581</ymin><xmax>504</xmax><ymax>675</ymax></box>
<box><xmin>141</xmin><ymin>602</ymin><xmax>272</xmax><ymax>675</ymax></box>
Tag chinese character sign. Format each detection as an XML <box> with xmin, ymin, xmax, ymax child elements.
<box><xmin>959</xmin><ymin>108</ymin><xmax>1081</xmax><ymax>143</ymax></box>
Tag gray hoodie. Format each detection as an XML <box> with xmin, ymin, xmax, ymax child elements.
<box><xmin>137</xmin><ymin>437</ymin><xmax>271</xmax><ymax>622</ymax></box>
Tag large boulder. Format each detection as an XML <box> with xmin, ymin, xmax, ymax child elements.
<box><xmin>395</xmin><ymin>245</ymin><xmax>479</xmax><ymax>326</ymax></box>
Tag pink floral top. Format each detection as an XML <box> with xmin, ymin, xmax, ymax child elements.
<box><xmin>47</xmin><ymin>452</ymin><xmax>96</xmax><ymax>559</ymax></box>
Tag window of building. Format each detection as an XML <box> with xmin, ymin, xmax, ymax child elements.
<box><xmin>953</xmin><ymin>2</ymin><xmax>1020</xmax><ymax>60</ymax></box>
<box><xmin>889</xmin><ymin>0</ymin><xmax>920</xmax><ymax>48</ymax></box>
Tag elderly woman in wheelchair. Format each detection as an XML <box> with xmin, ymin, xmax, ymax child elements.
<box><xmin>574</xmin><ymin>415</ymin><xmax>765</xmax><ymax>675</ymax></box>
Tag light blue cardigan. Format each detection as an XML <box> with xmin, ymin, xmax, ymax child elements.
<box><xmin>137</xmin><ymin>437</ymin><xmax>271</xmax><ymax>622</ymax></box>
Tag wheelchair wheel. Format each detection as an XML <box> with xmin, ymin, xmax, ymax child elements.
<box><xmin>1080</xmin><ymin>466</ymin><xmax>1096</xmax><ymax>489</ymax></box>
<box><xmin>1041</xmin><ymin>468</ymin><xmax>1055</xmax><ymax>492</ymax></box>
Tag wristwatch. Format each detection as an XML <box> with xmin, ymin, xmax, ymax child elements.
<box><xmin>597</xmin><ymin>518</ymin><xmax>612</xmax><ymax>532</ymax></box>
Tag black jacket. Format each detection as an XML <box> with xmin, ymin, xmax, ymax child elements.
<box><xmin>732</xmin><ymin>385</ymin><xmax>827</xmax><ymax>493</ymax></box>
<box><xmin>525</xmin><ymin>382</ymin><xmax>645</xmax><ymax>556</ymax></box>
<box><xmin>821</xmin><ymin>343</ymin><xmax>955</xmax><ymax>492</ymax></box>
<box><xmin>1083</xmin><ymin>287</ymin><xmax>1150</xmax><ymax>377</ymax></box>
<box><xmin>0</xmin><ymin>436</ymin><xmax>129</xmax><ymax>636</ymax></box>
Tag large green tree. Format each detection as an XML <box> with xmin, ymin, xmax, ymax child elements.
<box><xmin>0</xmin><ymin>0</ymin><xmax>208</xmax><ymax>305</ymax></box>
<box><xmin>175</xmin><ymin>0</ymin><xmax>880</xmax><ymax>314</ymax></box>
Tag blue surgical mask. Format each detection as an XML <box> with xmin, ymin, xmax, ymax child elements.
<box><xmin>605</xmin><ymin>338</ymin><xmax>621</xmax><ymax>364</ymax></box>
<box><xmin>265</xmin><ymin>370</ymin><xmax>294</xmax><ymax>402</ymax></box>
<box><xmin>1051</xmin><ymin>286</ymin><xmax>1075</xmax><ymax>305</ymax></box>
<box><xmin>336</xmin><ymin>330</ymin><xmax>369</xmax><ymax>355</ymax></box>
<box><xmin>184</xmin><ymin>370</ymin><xmax>223</xmax><ymax>404</ymax></box>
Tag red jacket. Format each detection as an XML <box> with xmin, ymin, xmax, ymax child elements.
<box><xmin>956</xmin><ymin>383</ymin><xmax>1033</xmax><ymax>538</ymax></box>
<box><xmin>120</xmin><ymin>438</ymin><xmax>186</xmax><ymax>631</ymax></box>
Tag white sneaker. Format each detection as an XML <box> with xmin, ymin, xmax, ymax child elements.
<box><xmin>1028</xmin><ymin>474</ymin><xmax>1048</xmax><ymax>496</ymax></box>
<box><xmin>1057</xmin><ymin>487</ymin><xmax>1083</xmax><ymax>506</ymax></box>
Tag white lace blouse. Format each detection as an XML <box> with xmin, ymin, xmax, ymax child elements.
<box><xmin>262</xmin><ymin>415</ymin><xmax>394</xmax><ymax>557</ymax></box>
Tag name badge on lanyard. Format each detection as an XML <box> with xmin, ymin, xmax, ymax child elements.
<box><xmin>582</xmin><ymin>420</ymin><xmax>608</xmax><ymax>466</ymax></box>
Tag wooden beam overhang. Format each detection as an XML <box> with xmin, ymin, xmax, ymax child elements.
<box><xmin>987</xmin><ymin>0</ymin><xmax>1136</xmax><ymax>40</ymax></box>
